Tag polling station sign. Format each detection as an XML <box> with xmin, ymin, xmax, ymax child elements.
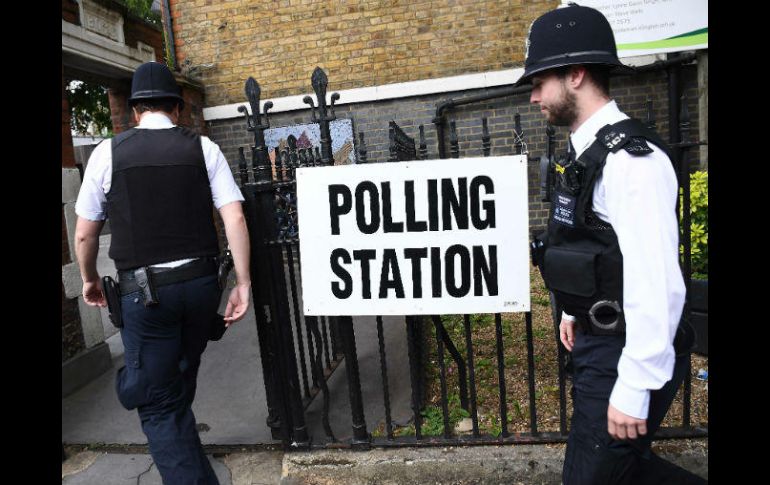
<box><xmin>296</xmin><ymin>156</ymin><xmax>530</xmax><ymax>316</ymax></box>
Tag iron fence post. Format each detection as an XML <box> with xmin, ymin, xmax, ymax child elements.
<box><xmin>338</xmin><ymin>315</ymin><xmax>371</xmax><ymax>448</ymax></box>
<box><xmin>237</xmin><ymin>78</ymin><xmax>283</xmax><ymax>440</ymax></box>
<box><xmin>240</xmin><ymin>77</ymin><xmax>309</xmax><ymax>448</ymax></box>
<box><xmin>303</xmin><ymin>67</ymin><xmax>339</xmax><ymax>166</ymax></box>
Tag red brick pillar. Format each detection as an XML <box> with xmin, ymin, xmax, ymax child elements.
<box><xmin>178</xmin><ymin>80</ymin><xmax>207</xmax><ymax>135</ymax></box>
<box><xmin>62</xmin><ymin>65</ymin><xmax>76</xmax><ymax>168</ymax></box>
<box><xmin>108</xmin><ymin>81</ymin><xmax>134</xmax><ymax>134</ymax></box>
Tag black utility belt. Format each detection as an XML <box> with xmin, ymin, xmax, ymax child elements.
<box><xmin>118</xmin><ymin>257</ymin><xmax>217</xmax><ymax>296</ymax></box>
<box><xmin>573</xmin><ymin>300</ymin><xmax>626</xmax><ymax>336</ymax></box>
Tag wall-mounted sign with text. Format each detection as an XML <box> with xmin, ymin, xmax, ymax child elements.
<box><xmin>578</xmin><ymin>0</ymin><xmax>707</xmax><ymax>57</ymax></box>
<box><xmin>297</xmin><ymin>156</ymin><xmax>531</xmax><ymax>316</ymax></box>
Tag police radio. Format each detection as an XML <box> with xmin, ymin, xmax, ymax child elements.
<box><xmin>539</xmin><ymin>154</ymin><xmax>553</xmax><ymax>202</ymax></box>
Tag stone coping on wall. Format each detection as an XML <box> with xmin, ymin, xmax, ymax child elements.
<box><xmin>202</xmin><ymin>54</ymin><xmax>668</xmax><ymax>122</ymax></box>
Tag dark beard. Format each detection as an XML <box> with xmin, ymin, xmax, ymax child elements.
<box><xmin>545</xmin><ymin>86</ymin><xmax>578</xmax><ymax>127</ymax></box>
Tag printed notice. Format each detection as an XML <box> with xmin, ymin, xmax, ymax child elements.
<box><xmin>296</xmin><ymin>156</ymin><xmax>531</xmax><ymax>316</ymax></box>
<box><xmin>579</xmin><ymin>0</ymin><xmax>707</xmax><ymax>57</ymax></box>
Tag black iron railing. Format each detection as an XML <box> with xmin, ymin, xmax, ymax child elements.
<box><xmin>234</xmin><ymin>60</ymin><xmax>707</xmax><ymax>450</ymax></box>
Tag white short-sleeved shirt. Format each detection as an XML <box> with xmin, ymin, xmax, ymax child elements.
<box><xmin>565</xmin><ymin>101</ymin><xmax>686</xmax><ymax>420</ymax></box>
<box><xmin>75</xmin><ymin>112</ymin><xmax>244</xmax><ymax>267</ymax></box>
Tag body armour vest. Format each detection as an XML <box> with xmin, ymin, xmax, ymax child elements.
<box><xmin>534</xmin><ymin>118</ymin><xmax>671</xmax><ymax>332</ymax></box>
<box><xmin>106</xmin><ymin>126</ymin><xmax>220</xmax><ymax>270</ymax></box>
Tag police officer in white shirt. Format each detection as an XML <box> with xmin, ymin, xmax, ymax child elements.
<box><xmin>74</xmin><ymin>61</ymin><xmax>251</xmax><ymax>485</ymax></box>
<box><xmin>520</xmin><ymin>5</ymin><xmax>704</xmax><ymax>484</ymax></box>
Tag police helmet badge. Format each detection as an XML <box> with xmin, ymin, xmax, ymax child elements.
<box><xmin>524</xmin><ymin>20</ymin><xmax>534</xmax><ymax>61</ymax></box>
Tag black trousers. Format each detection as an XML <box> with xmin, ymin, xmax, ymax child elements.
<box><xmin>562</xmin><ymin>330</ymin><xmax>707</xmax><ymax>485</ymax></box>
<box><xmin>116</xmin><ymin>273</ymin><xmax>222</xmax><ymax>485</ymax></box>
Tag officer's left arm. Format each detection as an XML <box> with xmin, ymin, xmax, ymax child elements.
<box><xmin>601</xmin><ymin>145</ymin><xmax>686</xmax><ymax>437</ymax></box>
<box><xmin>202</xmin><ymin>136</ymin><xmax>250</xmax><ymax>324</ymax></box>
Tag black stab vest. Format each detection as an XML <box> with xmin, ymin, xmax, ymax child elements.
<box><xmin>106</xmin><ymin>127</ymin><xmax>220</xmax><ymax>270</ymax></box>
<box><xmin>538</xmin><ymin>118</ymin><xmax>671</xmax><ymax>323</ymax></box>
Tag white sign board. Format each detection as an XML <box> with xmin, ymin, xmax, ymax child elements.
<box><xmin>297</xmin><ymin>156</ymin><xmax>531</xmax><ymax>316</ymax></box>
<box><xmin>578</xmin><ymin>0</ymin><xmax>708</xmax><ymax>57</ymax></box>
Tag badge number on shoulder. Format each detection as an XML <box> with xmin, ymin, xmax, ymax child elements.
<box><xmin>553</xmin><ymin>191</ymin><xmax>576</xmax><ymax>227</ymax></box>
<box><xmin>604</xmin><ymin>131</ymin><xmax>626</xmax><ymax>150</ymax></box>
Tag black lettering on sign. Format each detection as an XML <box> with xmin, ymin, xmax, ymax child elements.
<box><xmin>404</xmin><ymin>247</ymin><xmax>428</xmax><ymax>298</ymax></box>
<box><xmin>442</xmin><ymin>178</ymin><xmax>469</xmax><ymax>230</ymax></box>
<box><xmin>355</xmin><ymin>181</ymin><xmax>381</xmax><ymax>234</ymax></box>
<box><xmin>430</xmin><ymin>246</ymin><xmax>442</xmax><ymax>297</ymax></box>
<box><xmin>405</xmin><ymin>180</ymin><xmax>428</xmax><ymax>232</ymax></box>
<box><xmin>470</xmin><ymin>176</ymin><xmax>496</xmax><ymax>229</ymax></box>
<box><xmin>473</xmin><ymin>245</ymin><xmax>498</xmax><ymax>296</ymax></box>
<box><xmin>428</xmin><ymin>179</ymin><xmax>439</xmax><ymax>231</ymax></box>
<box><xmin>381</xmin><ymin>182</ymin><xmax>405</xmax><ymax>233</ymax></box>
<box><xmin>353</xmin><ymin>249</ymin><xmax>377</xmax><ymax>299</ymax></box>
<box><xmin>379</xmin><ymin>249</ymin><xmax>405</xmax><ymax>298</ymax></box>
<box><xmin>445</xmin><ymin>244</ymin><xmax>471</xmax><ymax>297</ymax></box>
<box><xmin>328</xmin><ymin>184</ymin><xmax>352</xmax><ymax>235</ymax></box>
<box><xmin>330</xmin><ymin>248</ymin><xmax>352</xmax><ymax>298</ymax></box>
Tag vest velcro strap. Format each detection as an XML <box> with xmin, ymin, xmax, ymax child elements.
<box><xmin>118</xmin><ymin>258</ymin><xmax>217</xmax><ymax>296</ymax></box>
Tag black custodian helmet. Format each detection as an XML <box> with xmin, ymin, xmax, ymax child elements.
<box><xmin>128</xmin><ymin>61</ymin><xmax>185</xmax><ymax>109</ymax></box>
<box><xmin>515</xmin><ymin>3</ymin><xmax>635</xmax><ymax>86</ymax></box>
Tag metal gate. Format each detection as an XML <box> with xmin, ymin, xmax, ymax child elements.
<box><xmin>234</xmin><ymin>60</ymin><xmax>707</xmax><ymax>449</ymax></box>
<box><xmin>236</xmin><ymin>69</ymin><xmax>369</xmax><ymax>448</ymax></box>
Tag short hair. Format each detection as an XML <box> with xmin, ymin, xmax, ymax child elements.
<box><xmin>552</xmin><ymin>65</ymin><xmax>611</xmax><ymax>97</ymax></box>
<box><xmin>130</xmin><ymin>97</ymin><xmax>182</xmax><ymax>115</ymax></box>
<box><xmin>584</xmin><ymin>65</ymin><xmax>611</xmax><ymax>96</ymax></box>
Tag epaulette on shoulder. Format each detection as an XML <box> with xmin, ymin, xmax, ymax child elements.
<box><xmin>622</xmin><ymin>137</ymin><xmax>654</xmax><ymax>156</ymax></box>
<box><xmin>596</xmin><ymin>120</ymin><xmax>654</xmax><ymax>156</ymax></box>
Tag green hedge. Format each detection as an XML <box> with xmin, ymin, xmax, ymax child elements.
<box><xmin>681</xmin><ymin>170</ymin><xmax>708</xmax><ymax>279</ymax></box>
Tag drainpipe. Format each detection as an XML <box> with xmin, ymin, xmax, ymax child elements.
<box><xmin>433</xmin><ymin>85</ymin><xmax>531</xmax><ymax>159</ymax></box>
<box><xmin>162</xmin><ymin>0</ymin><xmax>177</xmax><ymax>70</ymax></box>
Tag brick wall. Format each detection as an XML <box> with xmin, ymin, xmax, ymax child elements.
<box><xmin>107</xmin><ymin>81</ymin><xmax>133</xmax><ymax>134</ymax></box>
<box><xmin>168</xmin><ymin>0</ymin><xmax>558</xmax><ymax>106</ymax></box>
<box><xmin>123</xmin><ymin>17</ymin><xmax>164</xmax><ymax>61</ymax></box>
<box><xmin>178</xmin><ymin>80</ymin><xmax>209</xmax><ymax>135</ymax></box>
<box><xmin>206</xmin><ymin>65</ymin><xmax>699</xmax><ymax>232</ymax></box>
<box><xmin>62</xmin><ymin>0</ymin><xmax>79</xmax><ymax>24</ymax></box>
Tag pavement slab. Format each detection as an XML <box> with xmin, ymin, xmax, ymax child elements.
<box><xmin>61</xmin><ymin>452</ymin><xmax>232</xmax><ymax>485</ymax></box>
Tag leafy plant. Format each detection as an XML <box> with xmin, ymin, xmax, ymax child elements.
<box><xmin>66</xmin><ymin>80</ymin><xmax>113</xmax><ymax>137</ymax></box>
<box><xmin>680</xmin><ymin>170</ymin><xmax>708</xmax><ymax>278</ymax></box>
<box><xmin>420</xmin><ymin>393</ymin><xmax>470</xmax><ymax>436</ymax></box>
<box><xmin>122</xmin><ymin>0</ymin><xmax>161</xmax><ymax>24</ymax></box>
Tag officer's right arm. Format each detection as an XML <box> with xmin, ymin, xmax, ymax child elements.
<box><xmin>73</xmin><ymin>141</ymin><xmax>110</xmax><ymax>307</ymax></box>
<box><xmin>74</xmin><ymin>216</ymin><xmax>106</xmax><ymax>307</ymax></box>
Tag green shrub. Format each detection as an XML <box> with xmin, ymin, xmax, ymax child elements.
<box><xmin>680</xmin><ymin>170</ymin><xmax>708</xmax><ymax>278</ymax></box>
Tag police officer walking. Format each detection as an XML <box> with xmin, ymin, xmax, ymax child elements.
<box><xmin>521</xmin><ymin>4</ymin><xmax>706</xmax><ymax>484</ymax></box>
<box><xmin>74</xmin><ymin>61</ymin><xmax>251</xmax><ymax>484</ymax></box>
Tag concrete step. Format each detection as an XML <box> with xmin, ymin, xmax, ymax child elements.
<box><xmin>62</xmin><ymin>439</ymin><xmax>708</xmax><ymax>485</ymax></box>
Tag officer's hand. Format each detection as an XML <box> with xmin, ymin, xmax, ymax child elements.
<box><xmin>607</xmin><ymin>404</ymin><xmax>647</xmax><ymax>440</ymax></box>
<box><xmin>83</xmin><ymin>279</ymin><xmax>107</xmax><ymax>307</ymax></box>
<box><xmin>223</xmin><ymin>282</ymin><xmax>251</xmax><ymax>326</ymax></box>
<box><xmin>559</xmin><ymin>318</ymin><xmax>576</xmax><ymax>351</ymax></box>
